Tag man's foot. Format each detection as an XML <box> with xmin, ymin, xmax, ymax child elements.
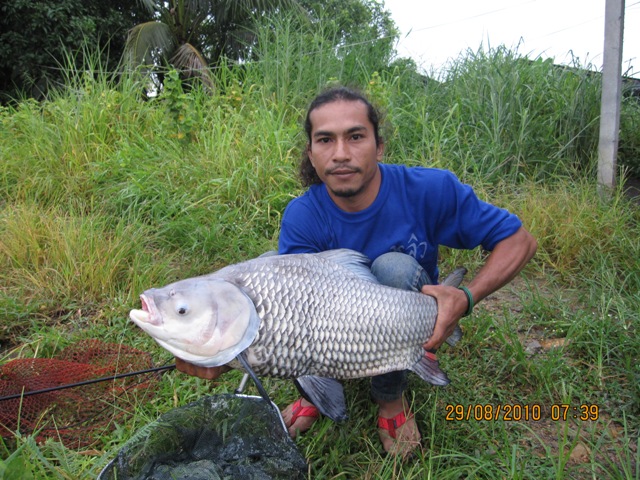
<box><xmin>281</xmin><ymin>398</ymin><xmax>319</xmax><ymax>439</ymax></box>
<box><xmin>377</xmin><ymin>396</ymin><xmax>421</xmax><ymax>457</ymax></box>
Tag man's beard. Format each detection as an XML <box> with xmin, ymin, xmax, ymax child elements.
<box><xmin>329</xmin><ymin>184</ymin><xmax>365</xmax><ymax>198</ymax></box>
<box><xmin>325</xmin><ymin>166</ymin><xmax>364</xmax><ymax>198</ymax></box>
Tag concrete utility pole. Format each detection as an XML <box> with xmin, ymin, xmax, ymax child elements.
<box><xmin>597</xmin><ymin>0</ymin><xmax>625</xmax><ymax>189</ymax></box>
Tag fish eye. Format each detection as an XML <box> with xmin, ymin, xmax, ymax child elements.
<box><xmin>176</xmin><ymin>305</ymin><xmax>188</xmax><ymax>315</ymax></box>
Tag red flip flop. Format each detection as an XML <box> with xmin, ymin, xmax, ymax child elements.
<box><xmin>289</xmin><ymin>398</ymin><xmax>320</xmax><ymax>425</ymax></box>
<box><xmin>377</xmin><ymin>410</ymin><xmax>414</xmax><ymax>439</ymax></box>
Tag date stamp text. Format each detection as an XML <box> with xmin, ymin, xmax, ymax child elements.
<box><xmin>444</xmin><ymin>403</ymin><xmax>600</xmax><ymax>422</ymax></box>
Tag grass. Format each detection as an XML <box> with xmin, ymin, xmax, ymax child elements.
<box><xmin>0</xmin><ymin>17</ymin><xmax>639</xmax><ymax>478</ymax></box>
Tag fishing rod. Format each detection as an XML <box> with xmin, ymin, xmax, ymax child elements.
<box><xmin>0</xmin><ymin>364</ymin><xmax>176</xmax><ymax>402</ymax></box>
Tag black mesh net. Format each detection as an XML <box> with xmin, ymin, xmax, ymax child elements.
<box><xmin>99</xmin><ymin>394</ymin><xmax>307</xmax><ymax>480</ymax></box>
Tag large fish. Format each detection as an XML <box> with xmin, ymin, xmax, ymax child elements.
<box><xmin>130</xmin><ymin>249</ymin><xmax>465</xmax><ymax>421</ymax></box>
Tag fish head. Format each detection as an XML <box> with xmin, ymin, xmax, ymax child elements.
<box><xmin>129</xmin><ymin>278</ymin><xmax>260</xmax><ymax>367</ymax></box>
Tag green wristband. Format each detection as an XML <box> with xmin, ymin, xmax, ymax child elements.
<box><xmin>459</xmin><ymin>286</ymin><xmax>474</xmax><ymax>317</ymax></box>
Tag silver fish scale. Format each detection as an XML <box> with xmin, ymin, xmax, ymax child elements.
<box><xmin>214</xmin><ymin>253</ymin><xmax>438</xmax><ymax>380</ymax></box>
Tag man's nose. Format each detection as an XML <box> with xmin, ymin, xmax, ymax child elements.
<box><xmin>333</xmin><ymin>139</ymin><xmax>350</xmax><ymax>161</ymax></box>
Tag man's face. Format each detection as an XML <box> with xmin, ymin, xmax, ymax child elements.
<box><xmin>307</xmin><ymin>100</ymin><xmax>384</xmax><ymax>212</ymax></box>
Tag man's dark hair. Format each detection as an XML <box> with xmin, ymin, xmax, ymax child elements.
<box><xmin>299</xmin><ymin>86</ymin><xmax>383</xmax><ymax>187</ymax></box>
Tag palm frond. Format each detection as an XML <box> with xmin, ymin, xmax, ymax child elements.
<box><xmin>210</xmin><ymin>0</ymin><xmax>303</xmax><ymax>24</ymax></box>
<box><xmin>137</xmin><ymin>0</ymin><xmax>161</xmax><ymax>15</ymax></box>
<box><xmin>125</xmin><ymin>21</ymin><xmax>177</xmax><ymax>67</ymax></box>
<box><xmin>171</xmin><ymin>43</ymin><xmax>215</xmax><ymax>89</ymax></box>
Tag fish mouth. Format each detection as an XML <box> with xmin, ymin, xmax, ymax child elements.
<box><xmin>129</xmin><ymin>294</ymin><xmax>162</xmax><ymax>326</ymax></box>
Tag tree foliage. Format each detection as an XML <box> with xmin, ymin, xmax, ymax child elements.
<box><xmin>123</xmin><ymin>0</ymin><xmax>303</xmax><ymax>87</ymax></box>
<box><xmin>298</xmin><ymin>0</ymin><xmax>398</xmax><ymax>67</ymax></box>
<box><xmin>0</xmin><ymin>0</ymin><xmax>400</xmax><ymax>100</ymax></box>
<box><xmin>247</xmin><ymin>0</ymin><xmax>400</xmax><ymax>103</ymax></box>
<box><xmin>0</xmin><ymin>0</ymin><xmax>152</xmax><ymax>102</ymax></box>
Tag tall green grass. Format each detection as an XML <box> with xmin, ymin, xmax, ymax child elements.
<box><xmin>364</xmin><ymin>46</ymin><xmax>605</xmax><ymax>183</ymax></box>
<box><xmin>0</xmin><ymin>20</ymin><xmax>638</xmax><ymax>478</ymax></box>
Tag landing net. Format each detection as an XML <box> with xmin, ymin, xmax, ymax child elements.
<box><xmin>0</xmin><ymin>339</ymin><xmax>158</xmax><ymax>448</ymax></box>
<box><xmin>98</xmin><ymin>394</ymin><xmax>307</xmax><ymax>480</ymax></box>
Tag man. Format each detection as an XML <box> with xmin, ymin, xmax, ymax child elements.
<box><xmin>177</xmin><ymin>86</ymin><xmax>537</xmax><ymax>456</ymax></box>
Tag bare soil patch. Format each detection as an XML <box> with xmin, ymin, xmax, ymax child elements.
<box><xmin>477</xmin><ymin>277</ymin><xmax>636</xmax><ymax>477</ymax></box>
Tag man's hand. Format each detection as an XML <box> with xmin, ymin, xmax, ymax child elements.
<box><xmin>421</xmin><ymin>226</ymin><xmax>537</xmax><ymax>352</ymax></box>
<box><xmin>420</xmin><ymin>284</ymin><xmax>468</xmax><ymax>351</ymax></box>
<box><xmin>175</xmin><ymin>357</ymin><xmax>231</xmax><ymax>380</ymax></box>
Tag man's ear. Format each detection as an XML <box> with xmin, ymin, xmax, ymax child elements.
<box><xmin>307</xmin><ymin>144</ymin><xmax>314</xmax><ymax>166</ymax></box>
<box><xmin>376</xmin><ymin>138</ymin><xmax>385</xmax><ymax>161</ymax></box>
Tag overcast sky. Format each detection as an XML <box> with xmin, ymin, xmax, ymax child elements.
<box><xmin>383</xmin><ymin>0</ymin><xmax>640</xmax><ymax>77</ymax></box>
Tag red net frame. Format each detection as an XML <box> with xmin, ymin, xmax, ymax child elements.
<box><xmin>0</xmin><ymin>340</ymin><xmax>160</xmax><ymax>448</ymax></box>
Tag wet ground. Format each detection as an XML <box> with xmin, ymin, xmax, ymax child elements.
<box><xmin>623</xmin><ymin>176</ymin><xmax>640</xmax><ymax>204</ymax></box>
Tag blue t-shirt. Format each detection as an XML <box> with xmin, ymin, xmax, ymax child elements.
<box><xmin>278</xmin><ymin>163</ymin><xmax>522</xmax><ymax>282</ymax></box>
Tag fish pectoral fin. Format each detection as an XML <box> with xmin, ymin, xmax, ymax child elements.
<box><xmin>294</xmin><ymin>376</ymin><xmax>348</xmax><ymax>422</ymax></box>
<box><xmin>410</xmin><ymin>351</ymin><xmax>451</xmax><ymax>386</ymax></box>
<box><xmin>445</xmin><ymin>324</ymin><xmax>463</xmax><ymax>347</ymax></box>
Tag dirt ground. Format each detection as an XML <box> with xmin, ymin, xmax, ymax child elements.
<box><xmin>478</xmin><ymin>278</ymin><xmax>637</xmax><ymax>476</ymax></box>
<box><xmin>624</xmin><ymin>176</ymin><xmax>640</xmax><ymax>204</ymax></box>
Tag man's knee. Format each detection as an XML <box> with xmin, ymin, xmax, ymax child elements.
<box><xmin>371</xmin><ymin>252</ymin><xmax>432</xmax><ymax>290</ymax></box>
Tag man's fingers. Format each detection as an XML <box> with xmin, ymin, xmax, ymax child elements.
<box><xmin>175</xmin><ymin>357</ymin><xmax>229</xmax><ymax>380</ymax></box>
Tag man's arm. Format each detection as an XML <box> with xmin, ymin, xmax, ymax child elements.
<box><xmin>422</xmin><ymin>226</ymin><xmax>537</xmax><ymax>351</ymax></box>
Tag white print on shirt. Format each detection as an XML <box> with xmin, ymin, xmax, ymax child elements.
<box><xmin>390</xmin><ymin>233</ymin><xmax>428</xmax><ymax>260</ymax></box>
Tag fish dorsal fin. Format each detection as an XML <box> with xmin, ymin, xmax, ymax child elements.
<box><xmin>316</xmin><ymin>249</ymin><xmax>378</xmax><ymax>283</ymax></box>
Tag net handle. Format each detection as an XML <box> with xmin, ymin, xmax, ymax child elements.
<box><xmin>0</xmin><ymin>364</ymin><xmax>176</xmax><ymax>402</ymax></box>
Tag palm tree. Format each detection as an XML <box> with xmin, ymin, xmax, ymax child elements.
<box><xmin>124</xmin><ymin>0</ymin><xmax>299</xmax><ymax>87</ymax></box>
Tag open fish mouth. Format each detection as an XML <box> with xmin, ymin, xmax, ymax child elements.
<box><xmin>130</xmin><ymin>294</ymin><xmax>161</xmax><ymax>326</ymax></box>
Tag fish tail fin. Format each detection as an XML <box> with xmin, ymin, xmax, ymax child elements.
<box><xmin>410</xmin><ymin>351</ymin><xmax>450</xmax><ymax>386</ymax></box>
<box><xmin>438</xmin><ymin>267</ymin><xmax>466</xmax><ymax>348</ymax></box>
<box><xmin>445</xmin><ymin>324</ymin><xmax>463</xmax><ymax>347</ymax></box>
<box><xmin>440</xmin><ymin>267</ymin><xmax>467</xmax><ymax>287</ymax></box>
